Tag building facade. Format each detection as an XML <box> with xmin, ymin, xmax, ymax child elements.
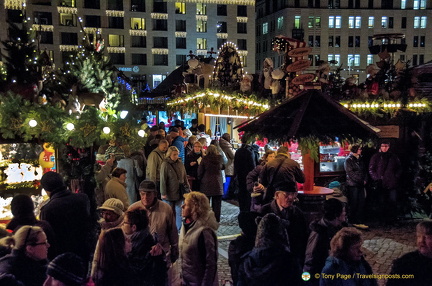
<box><xmin>0</xmin><ymin>0</ymin><xmax>256</xmax><ymax>89</ymax></box>
<box><xmin>255</xmin><ymin>0</ymin><xmax>431</xmax><ymax>82</ymax></box>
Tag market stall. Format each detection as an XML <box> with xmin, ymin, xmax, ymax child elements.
<box><xmin>236</xmin><ymin>89</ymin><xmax>380</xmax><ymax>220</ymax></box>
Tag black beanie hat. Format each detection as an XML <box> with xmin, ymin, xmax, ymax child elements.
<box><xmin>40</xmin><ymin>172</ymin><xmax>65</xmax><ymax>193</ymax></box>
<box><xmin>47</xmin><ymin>252</ymin><xmax>86</xmax><ymax>286</ymax></box>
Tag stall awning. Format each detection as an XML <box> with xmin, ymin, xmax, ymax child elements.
<box><xmin>235</xmin><ymin>90</ymin><xmax>380</xmax><ymax>141</ymax></box>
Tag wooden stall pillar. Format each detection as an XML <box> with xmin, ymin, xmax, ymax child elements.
<box><xmin>302</xmin><ymin>152</ymin><xmax>315</xmax><ymax>192</ymax></box>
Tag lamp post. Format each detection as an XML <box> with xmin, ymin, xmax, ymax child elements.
<box><xmin>348</xmin><ymin>57</ymin><xmax>354</xmax><ymax>76</ymax></box>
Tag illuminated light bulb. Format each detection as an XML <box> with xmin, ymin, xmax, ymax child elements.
<box><xmin>120</xmin><ymin>111</ymin><xmax>128</xmax><ymax>119</ymax></box>
<box><xmin>103</xmin><ymin>127</ymin><xmax>110</xmax><ymax>134</ymax></box>
<box><xmin>29</xmin><ymin>119</ymin><xmax>37</xmax><ymax>127</ymax></box>
<box><xmin>138</xmin><ymin>130</ymin><xmax>146</xmax><ymax>137</ymax></box>
<box><xmin>66</xmin><ymin>123</ymin><xmax>75</xmax><ymax>131</ymax></box>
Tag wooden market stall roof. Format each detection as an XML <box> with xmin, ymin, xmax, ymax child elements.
<box><xmin>235</xmin><ymin>90</ymin><xmax>380</xmax><ymax>140</ymax></box>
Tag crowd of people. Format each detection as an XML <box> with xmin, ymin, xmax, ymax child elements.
<box><xmin>0</xmin><ymin>119</ymin><xmax>430</xmax><ymax>286</ymax></box>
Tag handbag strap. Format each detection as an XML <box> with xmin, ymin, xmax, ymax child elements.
<box><xmin>268</xmin><ymin>158</ymin><xmax>285</xmax><ymax>190</ymax></box>
<box><xmin>169</xmin><ymin>162</ymin><xmax>182</xmax><ymax>182</ymax></box>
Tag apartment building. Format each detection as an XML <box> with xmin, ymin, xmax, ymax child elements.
<box><xmin>255</xmin><ymin>0</ymin><xmax>432</xmax><ymax>82</ymax></box>
<box><xmin>0</xmin><ymin>0</ymin><xmax>256</xmax><ymax>89</ymax></box>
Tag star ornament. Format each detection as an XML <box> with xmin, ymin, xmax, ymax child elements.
<box><xmin>120</xmin><ymin>123</ymin><xmax>131</xmax><ymax>137</ymax></box>
<box><xmin>80</xmin><ymin>123</ymin><xmax>96</xmax><ymax>137</ymax></box>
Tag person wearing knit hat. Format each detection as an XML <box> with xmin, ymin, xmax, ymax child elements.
<box><xmin>40</xmin><ymin>172</ymin><xmax>66</xmax><ymax>194</ymax></box>
<box><xmin>40</xmin><ymin>171</ymin><xmax>92</xmax><ymax>263</ymax></box>
<box><xmin>90</xmin><ymin>199</ymin><xmax>124</xmax><ymax>278</ymax></box>
<box><xmin>98</xmin><ymin>198</ymin><xmax>124</xmax><ymax>230</ymax></box>
<box><xmin>44</xmin><ymin>252</ymin><xmax>86</xmax><ymax>286</ymax></box>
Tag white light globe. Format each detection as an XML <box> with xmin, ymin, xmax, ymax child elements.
<box><xmin>138</xmin><ymin>130</ymin><xmax>145</xmax><ymax>137</ymax></box>
<box><xmin>103</xmin><ymin>127</ymin><xmax>111</xmax><ymax>134</ymax></box>
<box><xmin>66</xmin><ymin>123</ymin><xmax>75</xmax><ymax>131</ymax></box>
<box><xmin>29</xmin><ymin>119</ymin><xmax>37</xmax><ymax>127</ymax></box>
<box><xmin>120</xmin><ymin>111</ymin><xmax>128</xmax><ymax>119</ymax></box>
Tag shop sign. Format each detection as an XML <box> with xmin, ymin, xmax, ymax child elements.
<box><xmin>292</xmin><ymin>73</ymin><xmax>315</xmax><ymax>85</ymax></box>
<box><xmin>288</xmin><ymin>47</ymin><xmax>312</xmax><ymax>57</ymax></box>
<box><xmin>376</xmin><ymin>125</ymin><xmax>400</xmax><ymax>138</ymax></box>
<box><xmin>118</xmin><ymin>66</ymin><xmax>140</xmax><ymax>73</ymax></box>
<box><xmin>286</xmin><ymin>60</ymin><xmax>311</xmax><ymax>72</ymax></box>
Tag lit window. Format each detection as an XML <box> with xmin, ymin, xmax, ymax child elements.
<box><xmin>308</xmin><ymin>16</ymin><xmax>320</xmax><ymax>28</ymax></box>
<box><xmin>329</xmin><ymin>16</ymin><xmax>335</xmax><ymax>28</ymax></box>
<box><xmin>175</xmin><ymin>2</ymin><xmax>186</xmax><ymax>14</ymax></box>
<box><xmin>368</xmin><ymin>16</ymin><xmax>374</xmax><ymax>28</ymax></box>
<box><xmin>401</xmin><ymin>0</ymin><xmax>406</xmax><ymax>9</ymax></box>
<box><xmin>335</xmin><ymin>16</ymin><xmax>341</xmax><ymax>28</ymax></box>
<box><xmin>309</xmin><ymin>16</ymin><xmax>314</xmax><ymax>28</ymax></box>
<box><xmin>197</xmin><ymin>38</ymin><xmax>207</xmax><ymax>49</ymax></box>
<box><xmin>328</xmin><ymin>54</ymin><xmax>334</xmax><ymax>62</ymax></box>
<box><xmin>414</xmin><ymin>16</ymin><xmax>420</xmax><ymax>28</ymax></box>
<box><xmin>196</xmin><ymin>3</ymin><xmax>206</xmax><ymax>15</ymax></box>
<box><xmin>263</xmin><ymin>22</ymin><xmax>268</xmax><ymax>34</ymax></box>
<box><xmin>335</xmin><ymin>54</ymin><xmax>340</xmax><ymax>64</ymax></box>
<box><xmin>355</xmin><ymin>16</ymin><xmax>361</xmax><ymax>28</ymax></box>
<box><xmin>108</xmin><ymin>34</ymin><xmax>124</xmax><ymax>47</ymax></box>
<box><xmin>349</xmin><ymin>16</ymin><xmax>354</xmax><ymax>28</ymax></box>
<box><xmin>131</xmin><ymin>18</ymin><xmax>145</xmax><ymax>30</ymax></box>
<box><xmin>367</xmin><ymin>54</ymin><xmax>374</xmax><ymax>65</ymax></box>
<box><xmin>294</xmin><ymin>16</ymin><xmax>301</xmax><ymax>29</ymax></box>
<box><xmin>277</xmin><ymin>16</ymin><xmax>284</xmax><ymax>29</ymax></box>
<box><xmin>413</xmin><ymin>0</ymin><xmax>419</xmax><ymax>9</ymax></box>
<box><xmin>382</xmin><ymin>16</ymin><xmax>388</xmax><ymax>28</ymax></box>
<box><xmin>354</xmin><ymin>54</ymin><xmax>360</xmax><ymax>66</ymax></box>
<box><xmin>315</xmin><ymin>17</ymin><xmax>321</xmax><ymax>27</ymax></box>
<box><xmin>420</xmin><ymin>0</ymin><xmax>426</xmax><ymax>8</ymax></box>
<box><xmin>420</xmin><ymin>16</ymin><xmax>427</xmax><ymax>28</ymax></box>
<box><xmin>196</xmin><ymin>20</ymin><xmax>207</xmax><ymax>32</ymax></box>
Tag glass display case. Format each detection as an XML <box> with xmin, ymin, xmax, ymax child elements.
<box><xmin>318</xmin><ymin>143</ymin><xmax>349</xmax><ymax>174</ymax></box>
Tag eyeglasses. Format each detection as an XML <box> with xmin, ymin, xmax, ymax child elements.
<box><xmin>30</xmin><ymin>241</ymin><xmax>49</xmax><ymax>247</ymax></box>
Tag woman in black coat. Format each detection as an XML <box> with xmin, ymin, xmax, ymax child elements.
<box><xmin>185</xmin><ymin>141</ymin><xmax>204</xmax><ymax>191</ymax></box>
<box><xmin>198</xmin><ymin>144</ymin><xmax>224</xmax><ymax>222</ymax></box>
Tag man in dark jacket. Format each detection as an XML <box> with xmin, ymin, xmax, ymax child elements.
<box><xmin>388</xmin><ymin>221</ymin><xmax>432</xmax><ymax>286</ymax></box>
<box><xmin>260</xmin><ymin>184</ymin><xmax>308</xmax><ymax>273</ymax></box>
<box><xmin>368</xmin><ymin>141</ymin><xmax>402</xmax><ymax>223</ymax></box>
<box><xmin>344</xmin><ymin>145</ymin><xmax>368</xmax><ymax>228</ymax></box>
<box><xmin>40</xmin><ymin>172</ymin><xmax>92</xmax><ymax>262</ymax></box>
<box><xmin>260</xmin><ymin>146</ymin><xmax>305</xmax><ymax>204</ymax></box>
<box><xmin>233</xmin><ymin>137</ymin><xmax>257</xmax><ymax>212</ymax></box>
<box><xmin>303</xmin><ymin>198</ymin><xmax>347</xmax><ymax>286</ymax></box>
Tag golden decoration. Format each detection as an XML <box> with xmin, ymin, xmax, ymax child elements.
<box><xmin>10</xmin><ymin>118</ymin><xmax>22</xmax><ymax>130</ymax></box>
<box><xmin>80</xmin><ymin>123</ymin><xmax>96</xmax><ymax>137</ymax></box>
<box><xmin>120</xmin><ymin>123</ymin><xmax>131</xmax><ymax>137</ymax></box>
<box><xmin>40</xmin><ymin>121</ymin><xmax>52</xmax><ymax>133</ymax></box>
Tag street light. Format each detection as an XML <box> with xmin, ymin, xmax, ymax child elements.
<box><xmin>348</xmin><ymin>57</ymin><xmax>354</xmax><ymax>76</ymax></box>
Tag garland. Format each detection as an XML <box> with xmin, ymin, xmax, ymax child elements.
<box><xmin>340</xmin><ymin>98</ymin><xmax>431</xmax><ymax>119</ymax></box>
<box><xmin>166</xmin><ymin>89</ymin><xmax>270</xmax><ymax>116</ymax></box>
<box><xmin>0</xmin><ymin>92</ymin><xmax>146</xmax><ymax>149</ymax></box>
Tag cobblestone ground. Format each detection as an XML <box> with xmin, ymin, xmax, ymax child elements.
<box><xmin>216</xmin><ymin>200</ymin><xmax>422</xmax><ymax>286</ymax></box>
